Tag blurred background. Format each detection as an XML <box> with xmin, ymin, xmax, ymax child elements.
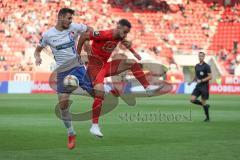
<box><xmin>0</xmin><ymin>0</ymin><xmax>240</xmax><ymax>94</ymax></box>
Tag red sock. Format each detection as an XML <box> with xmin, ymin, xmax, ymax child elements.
<box><xmin>130</xmin><ymin>62</ymin><xmax>150</xmax><ymax>88</ymax></box>
<box><xmin>92</xmin><ymin>97</ymin><xmax>103</xmax><ymax>124</ymax></box>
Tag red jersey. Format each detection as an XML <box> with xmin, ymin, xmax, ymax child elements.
<box><xmin>89</xmin><ymin>30</ymin><xmax>121</xmax><ymax>62</ymax></box>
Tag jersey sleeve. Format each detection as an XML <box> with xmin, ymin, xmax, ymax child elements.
<box><xmin>38</xmin><ymin>32</ymin><xmax>48</xmax><ymax>48</ymax></box>
<box><xmin>206</xmin><ymin>65</ymin><xmax>211</xmax><ymax>74</ymax></box>
<box><xmin>194</xmin><ymin>65</ymin><xmax>197</xmax><ymax>76</ymax></box>
<box><xmin>89</xmin><ymin>31</ymin><xmax>113</xmax><ymax>41</ymax></box>
<box><xmin>72</xmin><ymin>23</ymin><xmax>88</xmax><ymax>34</ymax></box>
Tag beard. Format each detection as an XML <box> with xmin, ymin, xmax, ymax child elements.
<box><xmin>62</xmin><ymin>25</ymin><xmax>69</xmax><ymax>29</ymax></box>
<box><xmin>62</xmin><ymin>22</ymin><xmax>71</xmax><ymax>29</ymax></box>
<box><xmin>116</xmin><ymin>33</ymin><xmax>125</xmax><ymax>40</ymax></box>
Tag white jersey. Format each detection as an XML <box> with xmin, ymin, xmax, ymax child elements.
<box><xmin>39</xmin><ymin>23</ymin><xmax>87</xmax><ymax>70</ymax></box>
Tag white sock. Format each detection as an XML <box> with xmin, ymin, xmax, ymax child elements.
<box><xmin>92</xmin><ymin>123</ymin><xmax>99</xmax><ymax>128</ymax></box>
<box><xmin>60</xmin><ymin>108</ymin><xmax>76</xmax><ymax>135</ymax></box>
<box><xmin>68</xmin><ymin>126</ymin><xmax>75</xmax><ymax>136</ymax></box>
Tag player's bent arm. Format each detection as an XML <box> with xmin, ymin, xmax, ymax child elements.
<box><xmin>121</xmin><ymin>39</ymin><xmax>132</xmax><ymax>49</ymax></box>
<box><xmin>34</xmin><ymin>45</ymin><xmax>43</xmax><ymax>56</ymax></box>
<box><xmin>77</xmin><ymin>32</ymin><xmax>90</xmax><ymax>55</ymax></box>
<box><xmin>78</xmin><ymin>25</ymin><xmax>93</xmax><ymax>55</ymax></box>
<box><xmin>34</xmin><ymin>45</ymin><xmax>44</xmax><ymax>66</ymax></box>
<box><xmin>202</xmin><ymin>73</ymin><xmax>212</xmax><ymax>82</ymax></box>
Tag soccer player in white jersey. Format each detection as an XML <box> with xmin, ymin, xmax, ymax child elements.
<box><xmin>34</xmin><ymin>8</ymin><xmax>93</xmax><ymax>150</ymax></box>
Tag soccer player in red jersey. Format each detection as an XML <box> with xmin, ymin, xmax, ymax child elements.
<box><xmin>77</xmin><ymin>19</ymin><xmax>159</xmax><ymax>137</ymax></box>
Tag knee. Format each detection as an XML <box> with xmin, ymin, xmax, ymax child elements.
<box><xmin>59</xmin><ymin>100</ymin><xmax>69</xmax><ymax>110</ymax></box>
<box><xmin>201</xmin><ymin>99</ymin><xmax>206</xmax><ymax>105</ymax></box>
<box><xmin>190</xmin><ymin>98</ymin><xmax>196</xmax><ymax>103</ymax></box>
<box><xmin>125</xmin><ymin>59</ymin><xmax>137</xmax><ymax>68</ymax></box>
<box><xmin>127</xmin><ymin>59</ymin><xmax>137</xmax><ymax>65</ymax></box>
<box><xmin>94</xmin><ymin>83</ymin><xmax>105</xmax><ymax>97</ymax></box>
<box><xmin>94</xmin><ymin>83</ymin><xmax>104</xmax><ymax>90</ymax></box>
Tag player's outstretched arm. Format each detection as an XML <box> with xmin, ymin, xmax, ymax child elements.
<box><xmin>83</xmin><ymin>40</ymin><xmax>91</xmax><ymax>55</ymax></box>
<box><xmin>34</xmin><ymin>46</ymin><xmax>44</xmax><ymax>66</ymax></box>
<box><xmin>77</xmin><ymin>32</ymin><xmax>90</xmax><ymax>56</ymax></box>
<box><xmin>121</xmin><ymin>39</ymin><xmax>132</xmax><ymax>49</ymax></box>
<box><xmin>84</xmin><ymin>27</ymin><xmax>94</xmax><ymax>55</ymax></box>
<box><xmin>121</xmin><ymin>39</ymin><xmax>141</xmax><ymax>60</ymax></box>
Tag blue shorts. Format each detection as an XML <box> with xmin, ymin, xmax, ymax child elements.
<box><xmin>57</xmin><ymin>66</ymin><xmax>93</xmax><ymax>94</ymax></box>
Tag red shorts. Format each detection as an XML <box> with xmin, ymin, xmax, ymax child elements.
<box><xmin>87</xmin><ymin>56</ymin><xmax>122</xmax><ymax>85</ymax></box>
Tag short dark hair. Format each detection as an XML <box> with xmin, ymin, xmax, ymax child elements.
<box><xmin>199</xmin><ymin>51</ymin><xmax>205</xmax><ymax>55</ymax></box>
<box><xmin>118</xmin><ymin>19</ymin><xmax>132</xmax><ymax>28</ymax></box>
<box><xmin>58</xmin><ymin>8</ymin><xmax>75</xmax><ymax>17</ymax></box>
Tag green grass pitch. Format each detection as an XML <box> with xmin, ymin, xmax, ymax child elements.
<box><xmin>0</xmin><ymin>94</ymin><xmax>239</xmax><ymax>160</ymax></box>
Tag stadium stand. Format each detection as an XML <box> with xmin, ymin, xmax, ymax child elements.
<box><xmin>0</xmin><ymin>0</ymin><xmax>239</xmax><ymax>75</ymax></box>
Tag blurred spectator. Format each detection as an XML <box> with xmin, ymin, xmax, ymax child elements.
<box><xmin>217</xmin><ymin>46</ymin><xmax>228</xmax><ymax>61</ymax></box>
<box><xmin>235</xmin><ymin>60</ymin><xmax>240</xmax><ymax>76</ymax></box>
<box><xmin>152</xmin><ymin>46</ymin><xmax>162</xmax><ymax>55</ymax></box>
<box><xmin>209</xmin><ymin>1</ymin><xmax>218</xmax><ymax>11</ymax></box>
<box><xmin>201</xmin><ymin>23</ymin><xmax>210</xmax><ymax>30</ymax></box>
<box><xmin>109</xmin><ymin>0</ymin><xmax>173</xmax><ymax>12</ymax></box>
<box><xmin>3</xmin><ymin>62</ymin><xmax>8</xmax><ymax>71</ymax></box>
<box><xmin>0</xmin><ymin>0</ymin><xmax>235</xmax><ymax>74</ymax></box>
<box><xmin>229</xmin><ymin>59</ymin><xmax>237</xmax><ymax>74</ymax></box>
